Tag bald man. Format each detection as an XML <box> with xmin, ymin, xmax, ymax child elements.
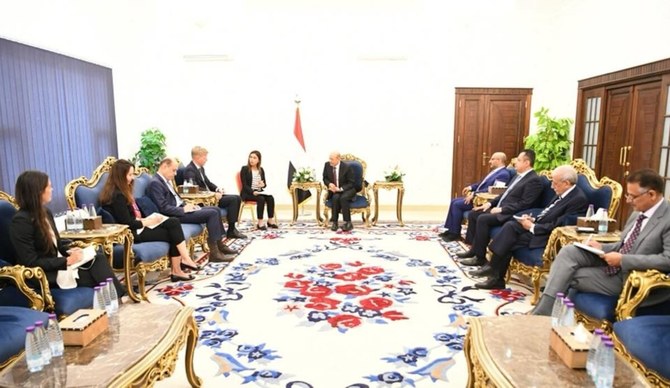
<box><xmin>439</xmin><ymin>152</ymin><xmax>511</xmax><ymax>242</ymax></box>
<box><xmin>323</xmin><ymin>151</ymin><xmax>356</xmax><ymax>231</ymax></box>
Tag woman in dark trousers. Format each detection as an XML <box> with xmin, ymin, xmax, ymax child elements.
<box><xmin>99</xmin><ymin>159</ymin><xmax>199</xmax><ymax>282</ymax></box>
<box><xmin>240</xmin><ymin>150</ymin><xmax>277</xmax><ymax>230</ymax></box>
<box><xmin>10</xmin><ymin>170</ymin><xmax>125</xmax><ymax>297</ymax></box>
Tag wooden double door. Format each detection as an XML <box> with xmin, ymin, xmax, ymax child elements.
<box><xmin>574</xmin><ymin>58</ymin><xmax>670</xmax><ymax>224</ymax></box>
<box><xmin>451</xmin><ymin>88</ymin><xmax>532</xmax><ymax>198</ymax></box>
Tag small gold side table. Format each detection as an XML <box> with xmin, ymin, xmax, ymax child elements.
<box><xmin>372</xmin><ymin>181</ymin><xmax>405</xmax><ymax>226</ymax></box>
<box><xmin>181</xmin><ymin>191</ymin><xmax>218</xmax><ymax>207</ymax></box>
<box><xmin>60</xmin><ymin>224</ymin><xmax>138</xmax><ymax>302</ymax></box>
<box><xmin>290</xmin><ymin>181</ymin><xmax>324</xmax><ymax>226</ymax></box>
<box><xmin>473</xmin><ymin>192</ymin><xmax>498</xmax><ymax>207</ymax></box>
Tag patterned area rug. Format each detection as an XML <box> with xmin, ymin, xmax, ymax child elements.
<box><xmin>151</xmin><ymin>222</ymin><xmax>534</xmax><ymax>387</ymax></box>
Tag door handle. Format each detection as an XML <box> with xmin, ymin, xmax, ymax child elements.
<box><xmin>482</xmin><ymin>152</ymin><xmax>489</xmax><ymax>166</ymax></box>
<box><xmin>625</xmin><ymin>146</ymin><xmax>632</xmax><ymax>167</ymax></box>
<box><xmin>618</xmin><ymin>147</ymin><xmax>623</xmax><ymax>166</ymax></box>
<box><xmin>622</xmin><ymin>146</ymin><xmax>631</xmax><ymax>167</ymax></box>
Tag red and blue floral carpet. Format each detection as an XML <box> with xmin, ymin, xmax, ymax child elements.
<box><xmin>151</xmin><ymin>222</ymin><xmax>533</xmax><ymax>387</ymax></box>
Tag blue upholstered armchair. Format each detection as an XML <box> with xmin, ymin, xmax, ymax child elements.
<box><xmin>0</xmin><ymin>191</ymin><xmax>93</xmax><ymax>316</ymax></box>
<box><xmin>64</xmin><ymin>157</ymin><xmax>206</xmax><ymax>301</ymax></box>
<box><xmin>323</xmin><ymin>154</ymin><xmax>372</xmax><ymax>227</ymax></box>
<box><xmin>505</xmin><ymin>159</ymin><xmax>623</xmax><ymax>305</ymax></box>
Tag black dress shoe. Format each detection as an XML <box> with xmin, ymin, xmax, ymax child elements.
<box><xmin>180</xmin><ymin>262</ymin><xmax>202</xmax><ymax>271</ymax></box>
<box><xmin>342</xmin><ymin>222</ymin><xmax>353</xmax><ymax>231</ymax></box>
<box><xmin>438</xmin><ymin>231</ymin><xmax>449</xmax><ymax>237</ymax></box>
<box><xmin>456</xmin><ymin>250</ymin><xmax>475</xmax><ymax>259</ymax></box>
<box><xmin>330</xmin><ymin>222</ymin><xmax>339</xmax><ymax>231</ymax></box>
<box><xmin>268</xmin><ymin>223</ymin><xmax>279</xmax><ymax>229</ymax></box>
<box><xmin>256</xmin><ymin>224</ymin><xmax>268</xmax><ymax>231</ymax></box>
<box><xmin>441</xmin><ymin>233</ymin><xmax>461</xmax><ymax>242</ymax></box>
<box><xmin>460</xmin><ymin>257</ymin><xmax>487</xmax><ymax>266</ymax></box>
<box><xmin>219</xmin><ymin>244</ymin><xmax>238</xmax><ymax>255</ymax></box>
<box><xmin>475</xmin><ymin>277</ymin><xmax>506</xmax><ymax>290</ymax></box>
<box><xmin>470</xmin><ymin>265</ymin><xmax>494</xmax><ymax>277</ymax></box>
<box><xmin>228</xmin><ymin>229</ymin><xmax>248</xmax><ymax>239</ymax></box>
<box><xmin>170</xmin><ymin>273</ymin><xmax>195</xmax><ymax>282</ymax></box>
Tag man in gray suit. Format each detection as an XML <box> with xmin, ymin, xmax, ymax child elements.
<box><xmin>533</xmin><ymin>169</ymin><xmax>670</xmax><ymax>315</ymax></box>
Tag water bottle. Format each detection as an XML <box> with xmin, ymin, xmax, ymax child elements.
<box><xmin>65</xmin><ymin>210</ymin><xmax>75</xmax><ymax>231</ymax></box>
<box><xmin>586</xmin><ymin>328</ymin><xmax>605</xmax><ymax>378</ymax></box>
<box><xmin>550</xmin><ymin>292</ymin><xmax>565</xmax><ymax>327</ymax></box>
<box><xmin>586</xmin><ymin>204</ymin><xmax>595</xmax><ymax>219</ymax></box>
<box><xmin>106</xmin><ymin>277</ymin><xmax>119</xmax><ymax>314</ymax></box>
<box><xmin>46</xmin><ymin>313</ymin><xmax>64</xmax><ymax>357</ymax></box>
<box><xmin>73</xmin><ymin>208</ymin><xmax>83</xmax><ymax>231</ymax></box>
<box><xmin>99</xmin><ymin>281</ymin><xmax>112</xmax><ymax>314</ymax></box>
<box><xmin>34</xmin><ymin>320</ymin><xmax>52</xmax><ymax>365</ymax></box>
<box><xmin>89</xmin><ymin>204</ymin><xmax>97</xmax><ymax>218</ymax></box>
<box><xmin>25</xmin><ymin>326</ymin><xmax>44</xmax><ymax>372</ymax></box>
<box><xmin>595</xmin><ymin>340</ymin><xmax>615</xmax><ymax>387</ymax></box>
<box><xmin>93</xmin><ymin>286</ymin><xmax>105</xmax><ymax>310</ymax></box>
<box><xmin>598</xmin><ymin>218</ymin><xmax>608</xmax><ymax>234</ymax></box>
<box><xmin>559</xmin><ymin>301</ymin><xmax>575</xmax><ymax>327</ymax></box>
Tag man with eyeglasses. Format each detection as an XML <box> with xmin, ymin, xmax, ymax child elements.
<box><xmin>533</xmin><ymin>168</ymin><xmax>670</xmax><ymax>315</ymax></box>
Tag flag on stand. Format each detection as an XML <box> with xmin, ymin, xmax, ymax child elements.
<box><xmin>287</xmin><ymin>103</ymin><xmax>312</xmax><ymax>204</ymax></box>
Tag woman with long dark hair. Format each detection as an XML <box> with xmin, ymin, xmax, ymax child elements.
<box><xmin>240</xmin><ymin>150</ymin><xmax>277</xmax><ymax>230</ymax></box>
<box><xmin>99</xmin><ymin>159</ymin><xmax>199</xmax><ymax>282</ymax></box>
<box><xmin>10</xmin><ymin>170</ymin><xmax>125</xmax><ymax>296</ymax></box>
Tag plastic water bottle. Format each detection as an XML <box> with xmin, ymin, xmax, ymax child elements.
<box><xmin>586</xmin><ymin>204</ymin><xmax>595</xmax><ymax>219</ymax></box>
<box><xmin>106</xmin><ymin>277</ymin><xmax>119</xmax><ymax>314</ymax></box>
<box><xmin>65</xmin><ymin>210</ymin><xmax>75</xmax><ymax>231</ymax></box>
<box><xmin>73</xmin><ymin>208</ymin><xmax>83</xmax><ymax>231</ymax></box>
<box><xmin>99</xmin><ymin>281</ymin><xmax>112</xmax><ymax>314</ymax></box>
<box><xmin>34</xmin><ymin>320</ymin><xmax>52</xmax><ymax>365</ymax></box>
<box><xmin>559</xmin><ymin>301</ymin><xmax>575</xmax><ymax>327</ymax></box>
<box><xmin>88</xmin><ymin>204</ymin><xmax>97</xmax><ymax>218</ymax></box>
<box><xmin>93</xmin><ymin>286</ymin><xmax>105</xmax><ymax>310</ymax></box>
<box><xmin>595</xmin><ymin>340</ymin><xmax>615</xmax><ymax>387</ymax></box>
<box><xmin>586</xmin><ymin>328</ymin><xmax>605</xmax><ymax>378</ymax></box>
<box><xmin>598</xmin><ymin>218</ymin><xmax>608</xmax><ymax>234</ymax></box>
<box><xmin>550</xmin><ymin>292</ymin><xmax>565</xmax><ymax>327</ymax></box>
<box><xmin>46</xmin><ymin>313</ymin><xmax>64</xmax><ymax>357</ymax></box>
<box><xmin>25</xmin><ymin>326</ymin><xmax>44</xmax><ymax>372</ymax></box>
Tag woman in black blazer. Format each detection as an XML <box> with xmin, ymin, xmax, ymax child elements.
<box><xmin>240</xmin><ymin>150</ymin><xmax>277</xmax><ymax>230</ymax></box>
<box><xmin>99</xmin><ymin>159</ymin><xmax>200</xmax><ymax>282</ymax></box>
<box><xmin>10</xmin><ymin>170</ymin><xmax>125</xmax><ymax>296</ymax></box>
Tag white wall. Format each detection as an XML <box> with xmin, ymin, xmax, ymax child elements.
<box><xmin>1</xmin><ymin>0</ymin><xmax>669</xmax><ymax>206</ymax></box>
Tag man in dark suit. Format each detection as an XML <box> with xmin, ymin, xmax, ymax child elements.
<box><xmin>533</xmin><ymin>169</ymin><xmax>670</xmax><ymax>315</ymax></box>
<box><xmin>323</xmin><ymin>151</ymin><xmax>356</xmax><ymax>231</ymax></box>
<box><xmin>471</xmin><ymin>165</ymin><xmax>588</xmax><ymax>289</ymax></box>
<box><xmin>440</xmin><ymin>151</ymin><xmax>512</xmax><ymax>242</ymax></box>
<box><xmin>457</xmin><ymin>149</ymin><xmax>544</xmax><ymax>266</ymax></box>
<box><xmin>182</xmin><ymin>146</ymin><xmax>246</xmax><ymax>239</ymax></box>
<box><xmin>148</xmin><ymin>157</ymin><xmax>238</xmax><ymax>262</ymax></box>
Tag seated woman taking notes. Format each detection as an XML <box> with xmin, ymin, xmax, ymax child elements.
<box><xmin>99</xmin><ymin>159</ymin><xmax>200</xmax><ymax>282</ymax></box>
<box><xmin>240</xmin><ymin>150</ymin><xmax>277</xmax><ymax>230</ymax></box>
<box><xmin>10</xmin><ymin>170</ymin><xmax>125</xmax><ymax>296</ymax></box>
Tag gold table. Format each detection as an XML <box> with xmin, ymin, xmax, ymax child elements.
<box><xmin>289</xmin><ymin>181</ymin><xmax>324</xmax><ymax>226</ymax></box>
<box><xmin>473</xmin><ymin>192</ymin><xmax>498</xmax><ymax>207</ymax></box>
<box><xmin>60</xmin><ymin>224</ymin><xmax>138</xmax><ymax>302</ymax></box>
<box><xmin>464</xmin><ymin>315</ymin><xmax>649</xmax><ymax>387</ymax></box>
<box><xmin>180</xmin><ymin>191</ymin><xmax>218</xmax><ymax>207</ymax></box>
<box><xmin>372</xmin><ymin>181</ymin><xmax>405</xmax><ymax>226</ymax></box>
<box><xmin>0</xmin><ymin>301</ymin><xmax>202</xmax><ymax>387</ymax></box>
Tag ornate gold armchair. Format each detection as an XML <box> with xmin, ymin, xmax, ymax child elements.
<box><xmin>65</xmin><ymin>157</ymin><xmax>207</xmax><ymax>301</ymax></box>
<box><xmin>322</xmin><ymin>154</ymin><xmax>372</xmax><ymax>227</ymax></box>
<box><xmin>506</xmin><ymin>159</ymin><xmax>623</xmax><ymax>305</ymax></box>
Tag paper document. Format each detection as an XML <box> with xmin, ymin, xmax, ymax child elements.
<box><xmin>69</xmin><ymin>245</ymin><xmax>97</xmax><ymax>269</ymax></box>
<box><xmin>146</xmin><ymin>213</ymin><xmax>169</xmax><ymax>229</ymax></box>
<box><xmin>573</xmin><ymin>242</ymin><xmax>605</xmax><ymax>256</ymax></box>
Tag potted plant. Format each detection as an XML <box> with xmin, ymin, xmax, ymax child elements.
<box><xmin>524</xmin><ymin>107</ymin><xmax>573</xmax><ymax>171</ymax></box>
<box><xmin>132</xmin><ymin>128</ymin><xmax>166</xmax><ymax>174</ymax></box>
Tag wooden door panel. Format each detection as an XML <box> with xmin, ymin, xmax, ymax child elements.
<box><xmin>600</xmin><ymin>87</ymin><xmax>632</xmax><ymax>184</ymax></box>
<box><xmin>452</xmin><ymin>95</ymin><xmax>485</xmax><ymax>197</ymax></box>
<box><xmin>628</xmin><ymin>82</ymin><xmax>661</xmax><ymax>174</ymax></box>
<box><xmin>487</xmin><ymin>98</ymin><xmax>527</xmax><ymax>159</ymax></box>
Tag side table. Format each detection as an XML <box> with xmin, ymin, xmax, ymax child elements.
<box><xmin>464</xmin><ymin>315</ymin><xmax>649</xmax><ymax>387</ymax></box>
<box><xmin>473</xmin><ymin>192</ymin><xmax>498</xmax><ymax>207</ymax></box>
<box><xmin>181</xmin><ymin>191</ymin><xmax>218</xmax><ymax>207</ymax></box>
<box><xmin>372</xmin><ymin>181</ymin><xmax>404</xmax><ymax>226</ymax></box>
<box><xmin>60</xmin><ymin>224</ymin><xmax>138</xmax><ymax>302</ymax></box>
<box><xmin>0</xmin><ymin>301</ymin><xmax>202</xmax><ymax>387</ymax></box>
<box><xmin>289</xmin><ymin>181</ymin><xmax>324</xmax><ymax>226</ymax></box>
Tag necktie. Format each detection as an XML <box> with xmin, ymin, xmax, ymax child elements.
<box><xmin>498</xmin><ymin>174</ymin><xmax>521</xmax><ymax>205</ymax></box>
<box><xmin>333</xmin><ymin>166</ymin><xmax>338</xmax><ymax>187</ymax></box>
<box><xmin>475</xmin><ymin>168</ymin><xmax>498</xmax><ymax>191</ymax></box>
<box><xmin>165</xmin><ymin>177</ymin><xmax>183</xmax><ymax>206</ymax></box>
<box><xmin>199</xmin><ymin>167</ymin><xmax>207</xmax><ymax>185</ymax></box>
<box><xmin>536</xmin><ymin>196</ymin><xmax>561</xmax><ymax>221</ymax></box>
<box><xmin>605</xmin><ymin>214</ymin><xmax>647</xmax><ymax>275</ymax></box>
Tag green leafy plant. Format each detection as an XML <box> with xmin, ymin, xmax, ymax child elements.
<box><xmin>132</xmin><ymin>128</ymin><xmax>166</xmax><ymax>174</ymax></box>
<box><xmin>292</xmin><ymin>166</ymin><xmax>316</xmax><ymax>183</ymax></box>
<box><xmin>384</xmin><ymin>165</ymin><xmax>405</xmax><ymax>182</ymax></box>
<box><xmin>524</xmin><ymin>107</ymin><xmax>573</xmax><ymax>171</ymax></box>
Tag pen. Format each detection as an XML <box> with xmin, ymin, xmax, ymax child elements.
<box><xmin>584</xmin><ymin>234</ymin><xmax>593</xmax><ymax>244</ymax></box>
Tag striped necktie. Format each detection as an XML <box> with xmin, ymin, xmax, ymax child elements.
<box><xmin>605</xmin><ymin>214</ymin><xmax>646</xmax><ymax>275</ymax></box>
<box><xmin>498</xmin><ymin>174</ymin><xmax>521</xmax><ymax>205</ymax></box>
<box><xmin>536</xmin><ymin>196</ymin><xmax>561</xmax><ymax>221</ymax></box>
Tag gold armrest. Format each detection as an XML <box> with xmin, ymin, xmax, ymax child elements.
<box><xmin>616</xmin><ymin>269</ymin><xmax>670</xmax><ymax>320</ymax></box>
<box><xmin>0</xmin><ymin>264</ymin><xmax>54</xmax><ymax>312</ymax></box>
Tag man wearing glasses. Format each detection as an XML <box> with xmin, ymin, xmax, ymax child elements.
<box><xmin>532</xmin><ymin>168</ymin><xmax>670</xmax><ymax>315</ymax></box>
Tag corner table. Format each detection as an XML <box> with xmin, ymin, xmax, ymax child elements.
<box><xmin>372</xmin><ymin>181</ymin><xmax>405</xmax><ymax>226</ymax></box>
<box><xmin>289</xmin><ymin>181</ymin><xmax>324</xmax><ymax>226</ymax></box>
<box><xmin>180</xmin><ymin>191</ymin><xmax>218</xmax><ymax>207</ymax></box>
